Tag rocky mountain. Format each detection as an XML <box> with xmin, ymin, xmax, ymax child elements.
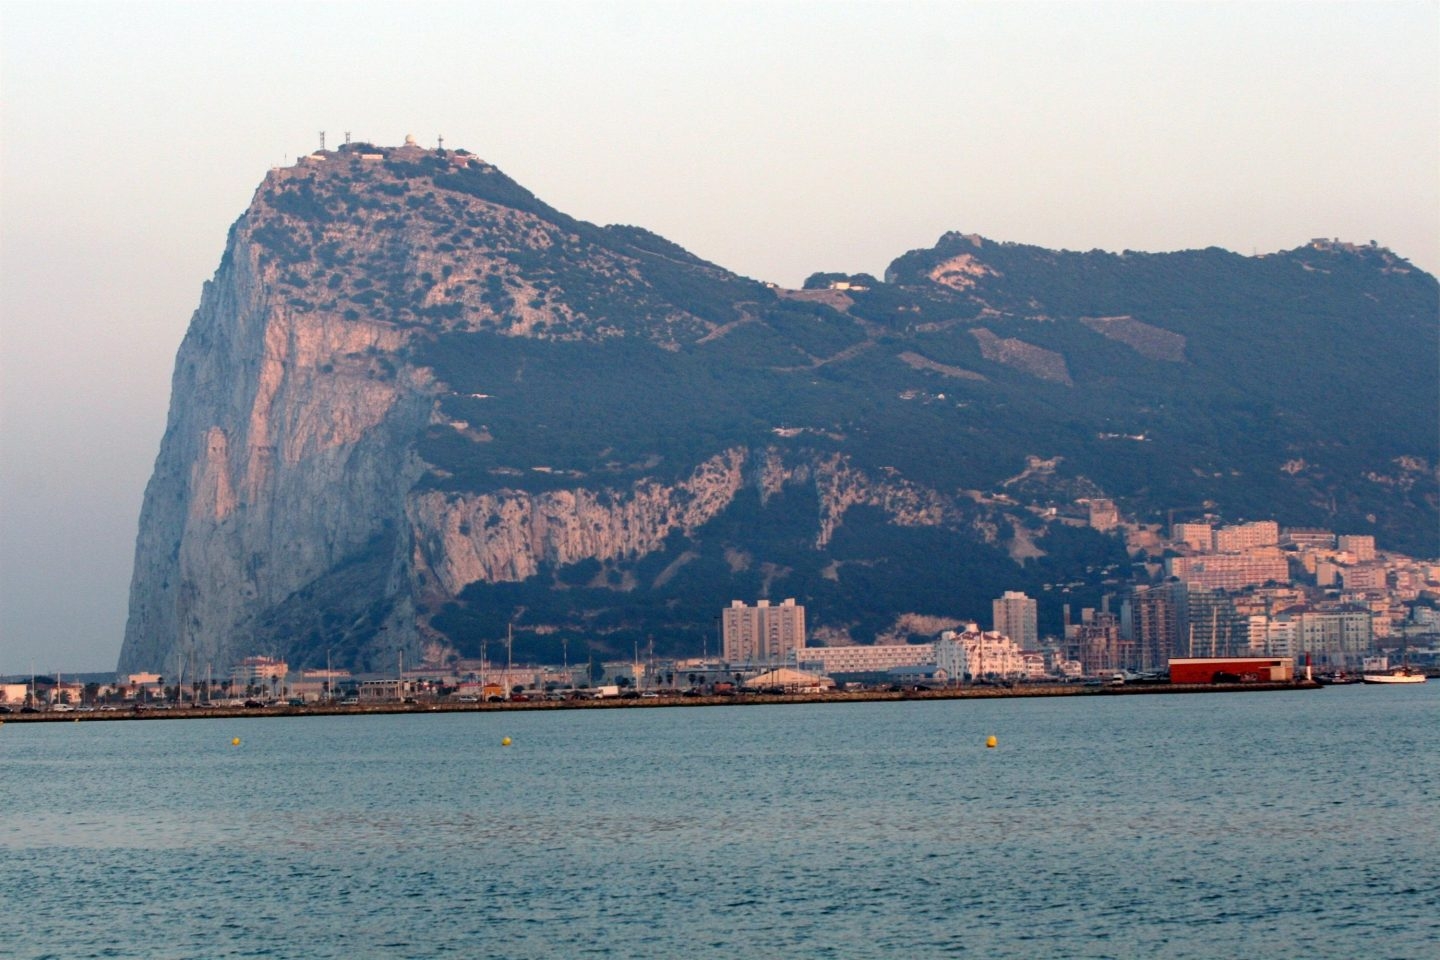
<box><xmin>118</xmin><ymin>140</ymin><xmax>1439</xmax><ymax>674</ymax></box>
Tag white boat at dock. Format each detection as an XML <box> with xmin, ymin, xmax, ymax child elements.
<box><xmin>1361</xmin><ymin>667</ymin><xmax>1428</xmax><ymax>684</ymax></box>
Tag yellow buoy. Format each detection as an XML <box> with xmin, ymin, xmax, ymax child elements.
<box><xmin>501</xmin><ymin>736</ymin><xmax>512</xmax><ymax>747</ymax></box>
<box><xmin>985</xmin><ymin>735</ymin><xmax>998</xmax><ymax>749</ymax></box>
<box><xmin>231</xmin><ymin>737</ymin><xmax>241</xmax><ymax>746</ymax></box>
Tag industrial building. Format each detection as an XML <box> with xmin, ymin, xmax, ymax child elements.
<box><xmin>1168</xmin><ymin>656</ymin><xmax>1295</xmax><ymax>684</ymax></box>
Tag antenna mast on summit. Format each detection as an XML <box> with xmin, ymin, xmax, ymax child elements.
<box><xmin>343</xmin><ymin>130</ymin><xmax>351</xmax><ymax>146</ymax></box>
<box><xmin>437</xmin><ymin>133</ymin><xmax>444</xmax><ymax>150</ymax></box>
<box><xmin>319</xmin><ymin>130</ymin><xmax>326</xmax><ymax>151</ymax></box>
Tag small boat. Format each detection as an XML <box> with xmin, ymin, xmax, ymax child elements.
<box><xmin>1361</xmin><ymin>667</ymin><xmax>1428</xmax><ymax>684</ymax></box>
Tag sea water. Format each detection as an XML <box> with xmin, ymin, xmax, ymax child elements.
<box><xmin>1</xmin><ymin>685</ymin><xmax>1436</xmax><ymax>959</ymax></box>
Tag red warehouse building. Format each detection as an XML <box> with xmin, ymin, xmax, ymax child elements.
<box><xmin>1168</xmin><ymin>657</ymin><xmax>1295</xmax><ymax>684</ymax></box>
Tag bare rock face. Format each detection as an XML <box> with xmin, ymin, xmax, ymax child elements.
<box><xmin>408</xmin><ymin>449</ymin><xmax>750</xmax><ymax>595</ymax></box>
<box><xmin>969</xmin><ymin>328</ymin><xmax>1073</xmax><ymax>385</ymax></box>
<box><xmin>120</xmin><ymin>191</ymin><xmax>433</xmax><ymax>674</ymax></box>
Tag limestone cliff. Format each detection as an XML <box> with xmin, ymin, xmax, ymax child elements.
<box><xmin>120</xmin><ymin>141</ymin><xmax>1437</xmax><ymax>672</ymax></box>
<box><xmin>120</xmin><ymin>184</ymin><xmax>433</xmax><ymax>674</ymax></box>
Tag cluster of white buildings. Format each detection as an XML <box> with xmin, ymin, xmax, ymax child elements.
<box><xmin>714</xmin><ymin>595</ymin><xmax>1045</xmax><ymax>685</ymax></box>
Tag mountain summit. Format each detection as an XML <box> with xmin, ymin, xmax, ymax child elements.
<box><xmin>118</xmin><ymin>141</ymin><xmax>1438</xmax><ymax>674</ymax></box>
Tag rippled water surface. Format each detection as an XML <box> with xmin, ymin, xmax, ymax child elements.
<box><xmin>2</xmin><ymin>685</ymin><xmax>1437</xmax><ymax>958</ymax></box>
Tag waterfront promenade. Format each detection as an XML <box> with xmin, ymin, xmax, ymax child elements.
<box><xmin>0</xmin><ymin>679</ymin><xmax>1320</xmax><ymax>723</ymax></box>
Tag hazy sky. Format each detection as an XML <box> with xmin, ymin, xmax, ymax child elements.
<box><xmin>2</xmin><ymin>1</ymin><xmax>1437</xmax><ymax>672</ymax></box>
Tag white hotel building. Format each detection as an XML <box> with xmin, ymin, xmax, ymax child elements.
<box><xmin>792</xmin><ymin>642</ymin><xmax>935</xmax><ymax>675</ymax></box>
<box><xmin>794</xmin><ymin>625</ymin><xmax>1031</xmax><ymax>681</ymax></box>
<box><xmin>938</xmin><ymin>624</ymin><xmax>1029</xmax><ymax>679</ymax></box>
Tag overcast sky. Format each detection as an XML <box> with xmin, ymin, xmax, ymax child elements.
<box><xmin>1</xmin><ymin>1</ymin><xmax>1436</xmax><ymax>672</ymax></box>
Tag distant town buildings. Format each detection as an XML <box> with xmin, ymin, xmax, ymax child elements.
<box><xmin>10</xmin><ymin>491</ymin><xmax>1437</xmax><ymax>710</ymax></box>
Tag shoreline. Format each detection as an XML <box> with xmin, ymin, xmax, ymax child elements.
<box><xmin>0</xmin><ymin>680</ymin><xmax>1323</xmax><ymax>723</ymax></box>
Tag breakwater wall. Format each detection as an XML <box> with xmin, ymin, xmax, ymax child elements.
<box><xmin>0</xmin><ymin>681</ymin><xmax>1321</xmax><ymax>724</ymax></box>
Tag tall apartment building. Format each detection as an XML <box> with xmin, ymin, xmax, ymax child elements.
<box><xmin>1341</xmin><ymin>564</ymin><xmax>1388</xmax><ymax>592</ymax></box>
<box><xmin>1282</xmin><ymin>606</ymin><xmax>1373</xmax><ymax>667</ymax></box>
<box><xmin>1178</xmin><ymin>586</ymin><xmax>1248</xmax><ymax>658</ymax></box>
<box><xmin>1166</xmin><ymin>548</ymin><xmax>1290</xmax><ymax>591</ymax></box>
<box><xmin>722</xmin><ymin>599</ymin><xmax>805</xmax><ymax>665</ymax></box>
<box><xmin>1171</xmin><ymin>522</ymin><xmax>1214</xmax><ymax>552</ymax></box>
<box><xmin>1214</xmin><ymin>520</ymin><xmax>1280</xmax><ymax>553</ymax></box>
<box><xmin>1069</xmin><ymin>610</ymin><xmax>1124</xmax><ymax>676</ymax></box>
<box><xmin>1337</xmin><ymin>535</ymin><xmax>1376</xmax><ymax>562</ymax></box>
<box><xmin>992</xmin><ymin>591</ymin><xmax>1038</xmax><ymax>648</ymax></box>
<box><xmin>1123</xmin><ymin>583</ymin><xmax>1182</xmax><ymax>672</ymax></box>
